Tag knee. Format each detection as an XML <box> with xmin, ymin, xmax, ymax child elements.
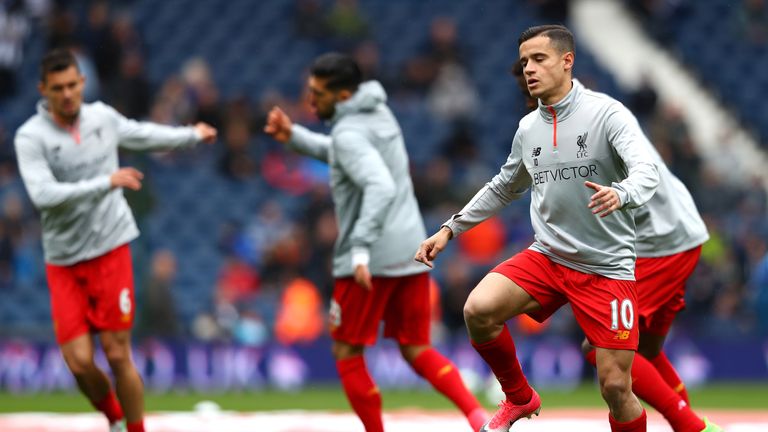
<box><xmin>332</xmin><ymin>342</ymin><xmax>364</xmax><ymax>360</ymax></box>
<box><xmin>463</xmin><ymin>297</ymin><xmax>495</xmax><ymax>330</ymax></box>
<box><xmin>102</xmin><ymin>342</ymin><xmax>132</xmax><ymax>370</ymax></box>
<box><xmin>64</xmin><ymin>350</ymin><xmax>96</xmax><ymax>376</ymax></box>
<box><xmin>399</xmin><ymin>344</ymin><xmax>428</xmax><ymax>363</ymax></box>
<box><xmin>598</xmin><ymin>368</ymin><xmax>632</xmax><ymax>404</ymax></box>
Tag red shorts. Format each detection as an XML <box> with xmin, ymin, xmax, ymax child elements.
<box><xmin>492</xmin><ymin>249</ymin><xmax>638</xmax><ymax>350</ymax></box>
<box><xmin>45</xmin><ymin>244</ymin><xmax>135</xmax><ymax>345</ymax></box>
<box><xmin>636</xmin><ymin>246</ymin><xmax>702</xmax><ymax>335</ymax></box>
<box><xmin>330</xmin><ymin>272</ymin><xmax>430</xmax><ymax>346</ymax></box>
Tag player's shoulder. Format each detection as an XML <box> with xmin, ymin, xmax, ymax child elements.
<box><xmin>84</xmin><ymin>100</ymin><xmax>115</xmax><ymax>116</ymax></box>
<box><xmin>517</xmin><ymin>110</ymin><xmax>539</xmax><ymax>133</ymax></box>
<box><xmin>15</xmin><ymin>113</ymin><xmax>46</xmax><ymax>139</ymax></box>
<box><xmin>580</xmin><ymin>85</ymin><xmax>625</xmax><ymax>114</ymax></box>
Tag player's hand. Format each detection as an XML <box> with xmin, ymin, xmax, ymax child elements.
<box><xmin>194</xmin><ymin>122</ymin><xmax>217</xmax><ymax>143</ymax></box>
<box><xmin>110</xmin><ymin>167</ymin><xmax>144</xmax><ymax>191</ymax></box>
<box><xmin>354</xmin><ymin>264</ymin><xmax>373</xmax><ymax>291</ymax></box>
<box><xmin>585</xmin><ymin>181</ymin><xmax>621</xmax><ymax>217</ymax></box>
<box><xmin>414</xmin><ymin>226</ymin><xmax>453</xmax><ymax>268</ymax></box>
<box><xmin>263</xmin><ymin>106</ymin><xmax>293</xmax><ymax>143</ymax></box>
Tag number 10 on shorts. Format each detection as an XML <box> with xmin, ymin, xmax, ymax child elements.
<box><xmin>610</xmin><ymin>298</ymin><xmax>634</xmax><ymax>333</ymax></box>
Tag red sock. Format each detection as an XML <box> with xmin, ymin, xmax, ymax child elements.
<box><xmin>336</xmin><ymin>356</ymin><xmax>383</xmax><ymax>432</ymax></box>
<box><xmin>609</xmin><ymin>409</ymin><xmax>647</xmax><ymax>432</ymax></box>
<box><xmin>471</xmin><ymin>324</ymin><xmax>532</xmax><ymax>405</ymax></box>
<box><xmin>92</xmin><ymin>391</ymin><xmax>124</xmax><ymax>424</ymax></box>
<box><xmin>127</xmin><ymin>421</ymin><xmax>145</xmax><ymax>432</ymax></box>
<box><xmin>411</xmin><ymin>348</ymin><xmax>485</xmax><ymax>429</ymax></box>
<box><xmin>649</xmin><ymin>352</ymin><xmax>690</xmax><ymax>404</ymax></box>
<box><xmin>585</xmin><ymin>350</ymin><xmax>704</xmax><ymax>432</ymax></box>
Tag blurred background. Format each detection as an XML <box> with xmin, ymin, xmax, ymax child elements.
<box><xmin>0</xmin><ymin>0</ymin><xmax>766</xmax><ymax>403</ymax></box>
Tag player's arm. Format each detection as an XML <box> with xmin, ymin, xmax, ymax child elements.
<box><xmin>335</xmin><ymin>129</ymin><xmax>396</xmax><ymax>268</ymax></box>
<box><xmin>102</xmin><ymin>103</ymin><xmax>215</xmax><ymax>151</ymax></box>
<box><xmin>416</xmin><ymin>131</ymin><xmax>531</xmax><ymax>267</ymax></box>
<box><xmin>14</xmin><ymin>133</ymin><xmax>111</xmax><ymax>209</ymax></box>
<box><xmin>264</xmin><ymin>106</ymin><xmax>331</xmax><ymax>162</ymax></box>
<box><xmin>603</xmin><ymin>105</ymin><xmax>659</xmax><ymax>210</ymax></box>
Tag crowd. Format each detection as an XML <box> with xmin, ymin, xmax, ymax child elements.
<box><xmin>0</xmin><ymin>0</ymin><xmax>765</xmax><ymax>346</ymax></box>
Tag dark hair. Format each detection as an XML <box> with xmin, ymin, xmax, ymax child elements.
<box><xmin>40</xmin><ymin>49</ymin><xmax>79</xmax><ymax>82</ymax></box>
<box><xmin>518</xmin><ymin>24</ymin><xmax>575</xmax><ymax>55</ymax></box>
<box><xmin>310</xmin><ymin>52</ymin><xmax>362</xmax><ymax>92</ymax></box>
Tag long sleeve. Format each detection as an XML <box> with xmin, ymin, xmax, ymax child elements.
<box><xmin>14</xmin><ymin>132</ymin><xmax>111</xmax><ymax>210</ymax></box>
<box><xmin>101</xmin><ymin>103</ymin><xmax>200</xmax><ymax>151</ymax></box>
<box><xmin>288</xmin><ymin>124</ymin><xmax>331</xmax><ymax>162</ymax></box>
<box><xmin>334</xmin><ymin>130</ymin><xmax>396</xmax><ymax>251</ymax></box>
<box><xmin>605</xmin><ymin>105</ymin><xmax>659</xmax><ymax>208</ymax></box>
<box><xmin>443</xmin><ymin>131</ymin><xmax>531</xmax><ymax>237</ymax></box>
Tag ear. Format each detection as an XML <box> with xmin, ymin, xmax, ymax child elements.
<box><xmin>563</xmin><ymin>52</ymin><xmax>574</xmax><ymax>72</ymax></box>
<box><xmin>37</xmin><ymin>81</ymin><xmax>45</xmax><ymax>96</ymax></box>
<box><xmin>337</xmin><ymin>89</ymin><xmax>353</xmax><ymax>102</ymax></box>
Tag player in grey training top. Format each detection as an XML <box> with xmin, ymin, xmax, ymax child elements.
<box><xmin>15</xmin><ymin>49</ymin><xmax>216</xmax><ymax>432</ymax></box>
<box><xmin>416</xmin><ymin>25</ymin><xmax>658</xmax><ymax>432</ymax></box>
<box><xmin>265</xmin><ymin>53</ymin><xmax>488</xmax><ymax>431</ymax></box>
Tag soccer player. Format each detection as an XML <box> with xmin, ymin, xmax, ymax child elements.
<box><xmin>14</xmin><ymin>49</ymin><xmax>217</xmax><ymax>432</ymax></box>
<box><xmin>416</xmin><ymin>25</ymin><xmax>659</xmax><ymax>432</ymax></box>
<box><xmin>264</xmin><ymin>53</ymin><xmax>487</xmax><ymax>432</ymax></box>
<box><xmin>512</xmin><ymin>57</ymin><xmax>722</xmax><ymax>432</ymax></box>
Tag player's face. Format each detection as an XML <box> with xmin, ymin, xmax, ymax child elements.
<box><xmin>307</xmin><ymin>76</ymin><xmax>340</xmax><ymax>120</ymax></box>
<box><xmin>38</xmin><ymin>65</ymin><xmax>85</xmax><ymax>123</ymax></box>
<box><xmin>519</xmin><ymin>35</ymin><xmax>573</xmax><ymax>105</ymax></box>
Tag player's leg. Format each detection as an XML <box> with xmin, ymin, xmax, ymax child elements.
<box><xmin>639</xmin><ymin>333</ymin><xmax>689</xmax><ymax>403</ymax></box>
<box><xmin>388</xmin><ymin>273</ymin><xmax>487</xmax><ymax>430</ymax></box>
<box><xmin>87</xmin><ymin>245</ymin><xmax>141</xmax><ymax>431</ymax></box>
<box><xmin>465</xmin><ymin>257</ymin><xmax>552</xmax><ymax>432</ymax></box>
<box><xmin>595</xmin><ymin>348</ymin><xmax>647</xmax><ymax>431</ymax></box>
<box><xmin>330</xmin><ymin>277</ymin><xmax>391</xmax><ymax>432</ymax></box>
<box><xmin>100</xmin><ymin>330</ymin><xmax>144</xmax><ymax>432</ymax></box>
<box><xmin>60</xmin><ymin>334</ymin><xmax>125</xmax><ymax>426</ymax></box>
<box><xmin>583</xmin><ymin>339</ymin><xmax>705</xmax><ymax>432</ymax></box>
<box><xmin>47</xmin><ymin>262</ymin><xmax>125</xmax><ymax>428</ymax></box>
<box><xmin>635</xmin><ymin>247</ymin><xmax>702</xmax><ymax>404</ymax></box>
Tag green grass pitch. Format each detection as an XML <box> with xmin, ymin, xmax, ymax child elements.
<box><xmin>0</xmin><ymin>383</ymin><xmax>765</xmax><ymax>413</ymax></box>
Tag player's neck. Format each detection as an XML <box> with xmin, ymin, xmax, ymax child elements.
<box><xmin>51</xmin><ymin>110</ymin><xmax>79</xmax><ymax>129</ymax></box>
<box><xmin>541</xmin><ymin>80</ymin><xmax>573</xmax><ymax>107</ymax></box>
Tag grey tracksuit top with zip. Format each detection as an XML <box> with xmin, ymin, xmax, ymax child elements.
<box><xmin>444</xmin><ymin>80</ymin><xmax>660</xmax><ymax>280</ymax></box>
<box><xmin>288</xmin><ymin>81</ymin><xmax>427</xmax><ymax>278</ymax></box>
<box><xmin>15</xmin><ymin>100</ymin><xmax>201</xmax><ymax>265</ymax></box>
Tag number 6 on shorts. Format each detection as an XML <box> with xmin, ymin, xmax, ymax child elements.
<box><xmin>610</xmin><ymin>298</ymin><xmax>634</xmax><ymax>330</ymax></box>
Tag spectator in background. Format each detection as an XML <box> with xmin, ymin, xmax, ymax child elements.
<box><xmin>294</xmin><ymin>0</ymin><xmax>329</xmax><ymax>39</ymax></box>
<box><xmin>138</xmin><ymin>250</ymin><xmax>179</xmax><ymax>340</ymax></box>
<box><xmin>106</xmin><ymin>51</ymin><xmax>151</xmax><ymax>119</ymax></box>
<box><xmin>274</xmin><ymin>276</ymin><xmax>324</xmax><ymax>345</ymax></box>
<box><xmin>737</xmin><ymin>0</ymin><xmax>768</xmax><ymax>44</ymax></box>
<box><xmin>325</xmin><ymin>0</ymin><xmax>369</xmax><ymax>49</ymax></box>
<box><xmin>0</xmin><ymin>0</ymin><xmax>30</xmax><ymax>100</ymax></box>
<box><xmin>218</xmin><ymin>119</ymin><xmax>258</xmax><ymax>181</ymax></box>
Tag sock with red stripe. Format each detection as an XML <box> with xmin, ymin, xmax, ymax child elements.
<box><xmin>92</xmin><ymin>391</ymin><xmax>124</xmax><ymax>425</ymax></box>
<box><xmin>471</xmin><ymin>324</ymin><xmax>532</xmax><ymax>405</ymax></box>
<box><xmin>127</xmin><ymin>421</ymin><xmax>145</xmax><ymax>432</ymax></box>
<box><xmin>585</xmin><ymin>350</ymin><xmax>704</xmax><ymax>432</ymax></box>
<box><xmin>609</xmin><ymin>409</ymin><xmax>647</xmax><ymax>432</ymax></box>
<box><xmin>410</xmin><ymin>348</ymin><xmax>487</xmax><ymax>430</ymax></box>
<box><xmin>336</xmin><ymin>356</ymin><xmax>383</xmax><ymax>432</ymax></box>
<box><xmin>648</xmin><ymin>351</ymin><xmax>690</xmax><ymax>404</ymax></box>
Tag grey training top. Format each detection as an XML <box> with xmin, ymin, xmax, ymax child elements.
<box><xmin>288</xmin><ymin>81</ymin><xmax>427</xmax><ymax>278</ymax></box>
<box><xmin>15</xmin><ymin>100</ymin><xmax>201</xmax><ymax>265</ymax></box>
<box><xmin>444</xmin><ymin>80</ymin><xmax>659</xmax><ymax>280</ymax></box>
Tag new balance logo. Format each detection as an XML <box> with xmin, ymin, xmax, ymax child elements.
<box><xmin>576</xmin><ymin>132</ymin><xmax>588</xmax><ymax>158</ymax></box>
<box><xmin>532</xmin><ymin>147</ymin><xmax>541</xmax><ymax>157</ymax></box>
